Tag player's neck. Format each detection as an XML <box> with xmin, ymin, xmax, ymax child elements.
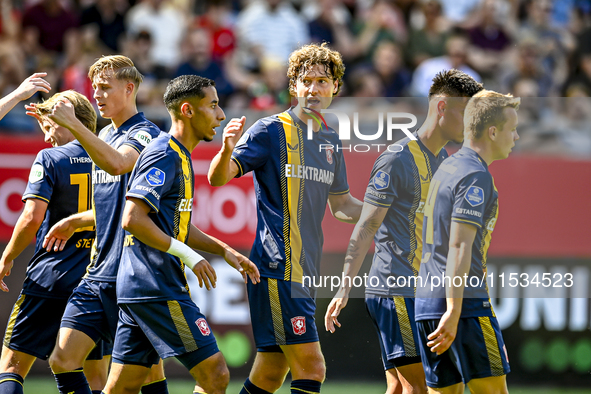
<box><xmin>169</xmin><ymin>122</ymin><xmax>198</xmax><ymax>152</ymax></box>
<box><xmin>293</xmin><ymin>105</ymin><xmax>321</xmax><ymax>132</ymax></box>
<box><xmin>416</xmin><ymin>117</ymin><xmax>446</xmax><ymax>156</ymax></box>
<box><xmin>110</xmin><ymin>105</ymin><xmax>138</xmax><ymax>129</ymax></box>
<box><xmin>464</xmin><ymin>140</ymin><xmax>493</xmax><ymax>166</ymax></box>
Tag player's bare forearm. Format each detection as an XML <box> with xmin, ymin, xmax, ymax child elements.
<box><xmin>339</xmin><ymin>203</ymin><xmax>387</xmax><ymax>294</ymax></box>
<box><xmin>2</xmin><ymin>199</ymin><xmax>48</xmax><ymax>263</ymax></box>
<box><xmin>445</xmin><ymin>221</ymin><xmax>478</xmax><ymax>314</ymax></box>
<box><xmin>121</xmin><ymin>199</ymin><xmax>171</xmax><ymax>252</ymax></box>
<box><xmin>328</xmin><ymin>192</ymin><xmax>363</xmax><ymax>223</ymax></box>
<box><xmin>208</xmin><ymin>149</ymin><xmax>237</xmax><ymax>186</ymax></box>
<box><xmin>44</xmin><ymin>209</ymin><xmax>95</xmax><ymax>251</ymax></box>
<box><xmin>0</xmin><ymin>73</ymin><xmax>50</xmax><ymax>121</ymax></box>
<box><xmin>187</xmin><ymin>224</ymin><xmax>227</xmax><ymax>256</ymax></box>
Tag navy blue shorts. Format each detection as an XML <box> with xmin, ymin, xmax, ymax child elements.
<box><xmin>3</xmin><ymin>293</ymin><xmax>108</xmax><ymax>360</ymax></box>
<box><xmin>247</xmin><ymin>278</ymin><xmax>318</xmax><ymax>352</ymax></box>
<box><xmin>365</xmin><ymin>295</ymin><xmax>422</xmax><ymax>370</ymax></box>
<box><xmin>112</xmin><ymin>299</ymin><xmax>219</xmax><ymax>370</ymax></box>
<box><xmin>60</xmin><ymin>279</ymin><xmax>119</xmax><ymax>345</ymax></box>
<box><xmin>416</xmin><ymin>316</ymin><xmax>510</xmax><ymax>388</ymax></box>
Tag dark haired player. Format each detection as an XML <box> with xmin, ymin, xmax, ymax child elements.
<box><xmin>325</xmin><ymin>69</ymin><xmax>483</xmax><ymax>394</ymax></box>
<box><xmin>209</xmin><ymin>43</ymin><xmax>362</xmax><ymax>394</ymax></box>
<box><xmin>100</xmin><ymin>75</ymin><xmax>259</xmax><ymax>394</ymax></box>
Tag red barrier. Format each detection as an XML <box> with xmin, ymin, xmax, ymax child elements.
<box><xmin>0</xmin><ymin>135</ymin><xmax>589</xmax><ymax>257</ymax></box>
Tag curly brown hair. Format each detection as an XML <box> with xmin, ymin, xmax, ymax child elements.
<box><xmin>287</xmin><ymin>43</ymin><xmax>345</xmax><ymax>97</ymax></box>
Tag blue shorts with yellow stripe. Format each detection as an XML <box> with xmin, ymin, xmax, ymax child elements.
<box><xmin>247</xmin><ymin>278</ymin><xmax>318</xmax><ymax>352</ymax></box>
<box><xmin>3</xmin><ymin>292</ymin><xmax>109</xmax><ymax>360</ymax></box>
<box><xmin>112</xmin><ymin>298</ymin><xmax>219</xmax><ymax>370</ymax></box>
<box><xmin>416</xmin><ymin>316</ymin><xmax>510</xmax><ymax>388</ymax></box>
<box><xmin>365</xmin><ymin>295</ymin><xmax>422</xmax><ymax>370</ymax></box>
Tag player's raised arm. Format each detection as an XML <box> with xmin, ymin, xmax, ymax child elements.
<box><xmin>426</xmin><ymin>221</ymin><xmax>477</xmax><ymax>355</ymax></box>
<box><xmin>121</xmin><ymin>198</ymin><xmax>217</xmax><ymax>291</ymax></box>
<box><xmin>325</xmin><ymin>203</ymin><xmax>387</xmax><ymax>332</ymax></box>
<box><xmin>43</xmin><ymin>210</ymin><xmax>95</xmax><ymax>252</ymax></box>
<box><xmin>207</xmin><ymin>116</ymin><xmax>245</xmax><ymax>186</ymax></box>
<box><xmin>43</xmin><ymin>100</ymin><xmax>140</xmax><ymax>176</ymax></box>
<box><xmin>187</xmin><ymin>224</ymin><xmax>260</xmax><ymax>285</ymax></box>
<box><xmin>0</xmin><ymin>199</ymin><xmax>48</xmax><ymax>292</ymax></box>
<box><xmin>327</xmin><ymin>192</ymin><xmax>362</xmax><ymax>224</ymax></box>
<box><xmin>0</xmin><ymin>73</ymin><xmax>51</xmax><ymax>121</ymax></box>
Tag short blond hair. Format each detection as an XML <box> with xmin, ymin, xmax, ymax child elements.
<box><xmin>287</xmin><ymin>43</ymin><xmax>345</xmax><ymax>96</ymax></box>
<box><xmin>88</xmin><ymin>55</ymin><xmax>143</xmax><ymax>89</ymax></box>
<box><xmin>464</xmin><ymin>90</ymin><xmax>520</xmax><ymax>140</ymax></box>
<box><xmin>35</xmin><ymin>90</ymin><xmax>97</xmax><ymax>134</ymax></box>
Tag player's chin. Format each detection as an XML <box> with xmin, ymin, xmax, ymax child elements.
<box><xmin>203</xmin><ymin>135</ymin><xmax>214</xmax><ymax>142</ymax></box>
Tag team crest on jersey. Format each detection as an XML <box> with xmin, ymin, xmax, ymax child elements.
<box><xmin>145</xmin><ymin>167</ymin><xmax>165</xmax><ymax>186</ymax></box>
<box><xmin>28</xmin><ymin>164</ymin><xmax>44</xmax><ymax>183</ymax></box>
<box><xmin>325</xmin><ymin>147</ymin><xmax>334</xmax><ymax>164</ymax></box>
<box><xmin>465</xmin><ymin>186</ymin><xmax>484</xmax><ymax>207</ymax></box>
<box><xmin>373</xmin><ymin>170</ymin><xmax>390</xmax><ymax>191</ymax></box>
<box><xmin>195</xmin><ymin>318</ymin><xmax>211</xmax><ymax>336</ymax></box>
<box><xmin>291</xmin><ymin>316</ymin><xmax>306</xmax><ymax>335</ymax></box>
<box><xmin>133</xmin><ymin>130</ymin><xmax>153</xmax><ymax>147</ymax></box>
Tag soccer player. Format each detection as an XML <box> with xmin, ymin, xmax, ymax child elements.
<box><xmin>38</xmin><ymin>56</ymin><xmax>165</xmax><ymax>394</ymax></box>
<box><xmin>324</xmin><ymin>70</ymin><xmax>483</xmax><ymax>394</ymax></box>
<box><xmin>415</xmin><ymin>90</ymin><xmax>519</xmax><ymax>393</ymax></box>
<box><xmin>100</xmin><ymin>74</ymin><xmax>259</xmax><ymax>394</ymax></box>
<box><xmin>208</xmin><ymin>43</ymin><xmax>362</xmax><ymax>394</ymax></box>
<box><xmin>0</xmin><ymin>90</ymin><xmax>109</xmax><ymax>394</ymax></box>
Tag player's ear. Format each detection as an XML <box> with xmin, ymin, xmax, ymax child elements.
<box><xmin>333</xmin><ymin>80</ymin><xmax>338</xmax><ymax>94</ymax></box>
<box><xmin>126</xmin><ymin>82</ymin><xmax>134</xmax><ymax>96</ymax></box>
<box><xmin>180</xmin><ymin>102</ymin><xmax>192</xmax><ymax>117</ymax></box>
<box><xmin>437</xmin><ymin>99</ymin><xmax>446</xmax><ymax>116</ymax></box>
<box><xmin>488</xmin><ymin>125</ymin><xmax>497</xmax><ymax>140</ymax></box>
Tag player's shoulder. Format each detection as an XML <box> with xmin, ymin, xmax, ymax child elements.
<box><xmin>37</xmin><ymin>141</ymin><xmax>89</xmax><ymax>166</ymax></box>
<box><xmin>374</xmin><ymin>137</ymin><xmax>416</xmax><ymax>167</ymax></box>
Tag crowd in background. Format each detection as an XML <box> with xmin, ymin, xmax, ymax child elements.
<box><xmin>0</xmin><ymin>0</ymin><xmax>590</xmax><ymax>157</ymax></box>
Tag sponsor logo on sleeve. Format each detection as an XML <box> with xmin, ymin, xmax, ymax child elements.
<box><xmin>145</xmin><ymin>167</ymin><xmax>165</xmax><ymax>186</ymax></box>
<box><xmin>465</xmin><ymin>186</ymin><xmax>484</xmax><ymax>207</ymax></box>
<box><xmin>133</xmin><ymin>130</ymin><xmax>153</xmax><ymax>147</ymax></box>
<box><xmin>29</xmin><ymin>164</ymin><xmax>44</xmax><ymax>183</ymax></box>
<box><xmin>373</xmin><ymin>170</ymin><xmax>390</xmax><ymax>191</ymax></box>
<box><xmin>195</xmin><ymin>318</ymin><xmax>211</xmax><ymax>336</ymax></box>
<box><xmin>291</xmin><ymin>316</ymin><xmax>306</xmax><ymax>335</ymax></box>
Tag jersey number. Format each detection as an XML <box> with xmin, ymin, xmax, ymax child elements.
<box><xmin>424</xmin><ymin>179</ymin><xmax>441</xmax><ymax>245</ymax></box>
<box><xmin>70</xmin><ymin>173</ymin><xmax>91</xmax><ymax>212</ymax></box>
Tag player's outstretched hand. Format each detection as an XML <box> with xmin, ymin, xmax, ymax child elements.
<box><xmin>43</xmin><ymin>217</ymin><xmax>76</xmax><ymax>252</ymax></box>
<box><xmin>48</xmin><ymin>99</ymin><xmax>78</xmax><ymax>130</ymax></box>
<box><xmin>192</xmin><ymin>259</ymin><xmax>217</xmax><ymax>291</ymax></box>
<box><xmin>14</xmin><ymin>73</ymin><xmax>51</xmax><ymax>101</ymax></box>
<box><xmin>324</xmin><ymin>287</ymin><xmax>349</xmax><ymax>333</ymax></box>
<box><xmin>222</xmin><ymin>247</ymin><xmax>260</xmax><ymax>284</ymax></box>
<box><xmin>426</xmin><ymin>309</ymin><xmax>460</xmax><ymax>355</ymax></box>
<box><xmin>0</xmin><ymin>259</ymin><xmax>13</xmax><ymax>292</ymax></box>
<box><xmin>221</xmin><ymin>116</ymin><xmax>246</xmax><ymax>152</ymax></box>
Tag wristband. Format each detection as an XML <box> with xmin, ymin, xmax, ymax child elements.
<box><xmin>167</xmin><ymin>238</ymin><xmax>205</xmax><ymax>270</ymax></box>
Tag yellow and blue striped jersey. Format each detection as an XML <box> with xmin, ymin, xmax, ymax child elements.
<box><xmin>416</xmin><ymin>147</ymin><xmax>498</xmax><ymax>320</ymax></box>
<box><xmin>231</xmin><ymin>108</ymin><xmax>349</xmax><ymax>284</ymax></box>
<box><xmin>118</xmin><ymin>133</ymin><xmax>194</xmax><ymax>303</ymax></box>
<box><xmin>364</xmin><ymin>136</ymin><xmax>447</xmax><ymax>297</ymax></box>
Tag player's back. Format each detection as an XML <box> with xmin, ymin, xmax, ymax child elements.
<box><xmin>416</xmin><ymin>146</ymin><xmax>498</xmax><ymax>320</ymax></box>
<box><xmin>22</xmin><ymin>141</ymin><xmax>95</xmax><ymax>298</ymax></box>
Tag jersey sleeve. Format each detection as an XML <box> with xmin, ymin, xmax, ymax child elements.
<box><xmin>451</xmin><ymin>172</ymin><xmax>492</xmax><ymax>228</ymax></box>
<box><xmin>22</xmin><ymin>150</ymin><xmax>55</xmax><ymax>203</ymax></box>
<box><xmin>231</xmin><ymin>120</ymin><xmax>271</xmax><ymax>177</ymax></box>
<box><xmin>364</xmin><ymin>152</ymin><xmax>405</xmax><ymax>208</ymax></box>
<box><xmin>126</xmin><ymin>151</ymin><xmax>175</xmax><ymax>213</ymax></box>
<box><xmin>121</xmin><ymin>123</ymin><xmax>161</xmax><ymax>154</ymax></box>
<box><xmin>329</xmin><ymin>140</ymin><xmax>350</xmax><ymax>195</ymax></box>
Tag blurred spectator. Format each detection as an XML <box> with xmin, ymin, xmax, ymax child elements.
<box><xmin>248</xmin><ymin>56</ymin><xmax>290</xmax><ymax>111</ymax></box>
<box><xmin>410</xmin><ymin>33</ymin><xmax>481</xmax><ymax>96</ymax></box>
<box><xmin>438</xmin><ymin>0</ymin><xmax>482</xmax><ymax>24</ymax></box>
<box><xmin>465</xmin><ymin>0</ymin><xmax>513</xmax><ymax>76</ymax></box>
<box><xmin>407</xmin><ymin>0</ymin><xmax>451</xmax><ymax>68</ymax></box>
<box><xmin>80</xmin><ymin>0</ymin><xmax>129</xmax><ymax>52</ymax></box>
<box><xmin>236</xmin><ymin>0</ymin><xmax>309</xmax><ymax>70</ymax></box>
<box><xmin>499</xmin><ymin>37</ymin><xmax>554</xmax><ymax>97</ymax></box>
<box><xmin>370</xmin><ymin>40</ymin><xmax>411</xmax><ymax>96</ymax></box>
<box><xmin>175</xmin><ymin>28</ymin><xmax>233</xmax><ymax>99</ymax></box>
<box><xmin>193</xmin><ymin>0</ymin><xmax>236</xmax><ymax>62</ymax></box>
<box><xmin>351</xmin><ymin>0</ymin><xmax>407</xmax><ymax>61</ymax></box>
<box><xmin>126</xmin><ymin>0</ymin><xmax>187</xmax><ymax>72</ymax></box>
<box><xmin>21</xmin><ymin>0</ymin><xmax>78</xmax><ymax>54</ymax></box>
<box><xmin>304</xmin><ymin>0</ymin><xmax>356</xmax><ymax>60</ymax></box>
<box><xmin>0</xmin><ymin>0</ymin><xmax>19</xmax><ymax>39</ymax></box>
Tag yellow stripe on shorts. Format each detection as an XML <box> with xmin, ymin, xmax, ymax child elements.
<box><xmin>393</xmin><ymin>296</ymin><xmax>417</xmax><ymax>357</ymax></box>
<box><xmin>478</xmin><ymin>316</ymin><xmax>505</xmax><ymax>376</ymax></box>
<box><xmin>3</xmin><ymin>294</ymin><xmax>25</xmax><ymax>347</ymax></box>
<box><xmin>268</xmin><ymin>279</ymin><xmax>286</xmax><ymax>345</ymax></box>
<box><xmin>168</xmin><ymin>301</ymin><xmax>198</xmax><ymax>352</ymax></box>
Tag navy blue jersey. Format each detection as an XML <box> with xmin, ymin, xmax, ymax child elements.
<box><xmin>416</xmin><ymin>147</ymin><xmax>499</xmax><ymax>320</ymax></box>
<box><xmin>231</xmin><ymin>108</ymin><xmax>349</xmax><ymax>283</ymax></box>
<box><xmin>117</xmin><ymin>134</ymin><xmax>194</xmax><ymax>303</ymax></box>
<box><xmin>21</xmin><ymin>141</ymin><xmax>94</xmax><ymax>298</ymax></box>
<box><xmin>85</xmin><ymin>113</ymin><xmax>161</xmax><ymax>282</ymax></box>
<box><xmin>364</xmin><ymin>137</ymin><xmax>447</xmax><ymax>297</ymax></box>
